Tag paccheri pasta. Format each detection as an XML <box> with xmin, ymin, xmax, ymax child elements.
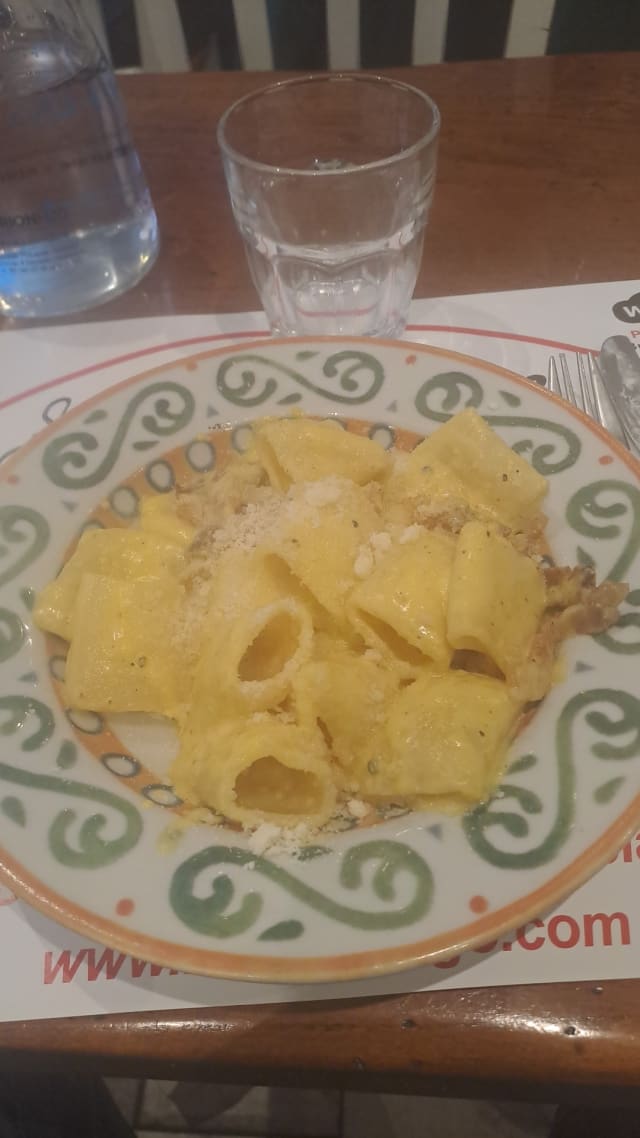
<box><xmin>34</xmin><ymin>411</ymin><xmax>627</xmax><ymax>836</ymax></box>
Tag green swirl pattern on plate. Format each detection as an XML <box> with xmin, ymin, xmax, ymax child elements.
<box><xmin>567</xmin><ymin>480</ymin><xmax>640</xmax><ymax>654</ymax></box>
<box><xmin>216</xmin><ymin>350</ymin><xmax>384</xmax><ymax>407</ymax></box>
<box><xmin>170</xmin><ymin>840</ymin><xmax>434</xmax><ymax>939</ymax></box>
<box><xmin>415</xmin><ymin>372</ymin><xmax>581</xmax><ymax>474</ymax></box>
<box><xmin>0</xmin><ymin>694</ymin><xmax>54</xmax><ymax>751</ymax></box>
<box><xmin>0</xmin><ymin>694</ymin><xmax>142</xmax><ymax>869</ymax></box>
<box><xmin>0</xmin><ymin>610</ymin><xmax>25</xmax><ymax>663</ymax></box>
<box><xmin>0</xmin><ymin>761</ymin><xmax>142</xmax><ymax>868</ymax></box>
<box><xmin>463</xmin><ymin>689</ymin><xmax>640</xmax><ymax>869</ymax></box>
<box><xmin>42</xmin><ymin>382</ymin><xmax>195</xmax><ymax>490</ymax></box>
<box><xmin>0</xmin><ymin>506</ymin><xmax>50</xmax><ymax>586</ymax></box>
<box><xmin>1</xmin><ymin>795</ymin><xmax>26</xmax><ymax>826</ymax></box>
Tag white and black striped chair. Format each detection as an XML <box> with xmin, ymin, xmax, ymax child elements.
<box><xmin>77</xmin><ymin>0</ymin><xmax>591</xmax><ymax>73</ymax></box>
<box><xmin>78</xmin><ymin>0</ymin><xmax>190</xmax><ymax>70</ymax></box>
<box><xmin>228</xmin><ymin>0</ymin><xmax>559</xmax><ymax>69</ymax></box>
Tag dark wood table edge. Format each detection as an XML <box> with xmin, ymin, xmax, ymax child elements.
<box><xmin>2</xmin><ymin>980</ymin><xmax>639</xmax><ymax>1102</ymax></box>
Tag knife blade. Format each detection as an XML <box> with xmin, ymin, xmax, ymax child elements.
<box><xmin>597</xmin><ymin>336</ymin><xmax>640</xmax><ymax>458</ymax></box>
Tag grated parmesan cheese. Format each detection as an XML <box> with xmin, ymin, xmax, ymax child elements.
<box><xmin>247</xmin><ymin>822</ymin><xmax>283</xmax><ymax>857</ymax></box>
<box><xmin>209</xmin><ymin>490</ymin><xmax>283</xmax><ymax>557</ymax></box>
<box><xmin>399</xmin><ymin>524</ymin><xmax>423</xmax><ymax>544</ymax></box>
<box><xmin>247</xmin><ymin>820</ymin><xmax>315</xmax><ymax>858</ymax></box>
<box><xmin>346</xmin><ymin>798</ymin><xmax>369</xmax><ymax>820</ymax></box>
<box><xmin>301</xmin><ymin>477</ymin><xmax>344</xmax><ymax>507</ymax></box>
<box><xmin>354</xmin><ymin>546</ymin><xmax>374</xmax><ymax>578</ymax></box>
<box><xmin>370</xmin><ymin>531</ymin><xmax>392</xmax><ymax>559</ymax></box>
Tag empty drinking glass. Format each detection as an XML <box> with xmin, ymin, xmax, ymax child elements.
<box><xmin>218</xmin><ymin>74</ymin><xmax>440</xmax><ymax>338</ymax></box>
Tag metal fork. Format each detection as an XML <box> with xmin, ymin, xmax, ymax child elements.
<box><xmin>547</xmin><ymin>352</ymin><xmax>627</xmax><ymax>446</ymax></box>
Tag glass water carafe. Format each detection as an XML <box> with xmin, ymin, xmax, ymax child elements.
<box><xmin>0</xmin><ymin>0</ymin><xmax>159</xmax><ymax>318</ymax></box>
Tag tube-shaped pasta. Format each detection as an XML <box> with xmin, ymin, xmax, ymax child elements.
<box><xmin>292</xmin><ymin>637</ymin><xmax>401</xmax><ymax>788</ymax></box>
<box><xmin>253</xmin><ymin>416</ymin><xmax>390</xmax><ymax>489</ymax></box>
<box><xmin>64</xmin><ymin>572</ymin><xmax>184</xmax><ymax>715</ymax></box>
<box><xmin>347</xmin><ymin>530</ymin><xmax>456</xmax><ymax>674</ymax></box>
<box><xmin>347</xmin><ymin>671</ymin><xmax>519</xmax><ymax>804</ymax></box>
<box><xmin>447</xmin><ymin>521</ymin><xmax>546</xmax><ymax>685</ymax></box>
<box><xmin>35</xmin><ymin>411</ymin><xmax>624</xmax><ymax>836</ymax></box>
<box><xmin>405</xmin><ymin>407</ymin><xmax>547</xmax><ymax>528</ymax></box>
<box><xmin>33</xmin><ymin>528</ymin><xmax>184</xmax><ymax>641</ymax></box>
<box><xmin>190</xmin><ymin>549</ymin><xmax>314</xmax><ymax>715</ymax></box>
<box><xmin>172</xmin><ymin>719</ymin><xmax>335</xmax><ymax>828</ymax></box>
<box><xmin>269</xmin><ymin>478</ymin><xmax>380</xmax><ymax>621</ymax></box>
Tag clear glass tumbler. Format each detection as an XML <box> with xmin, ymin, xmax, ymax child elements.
<box><xmin>218</xmin><ymin>74</ymin><xmax>440</xmax><ymax>338</ymax></box>
<box><xmin>0</xmin><ymin>0</ymin><xmax>159</xmax><ymax>319</ymax></box>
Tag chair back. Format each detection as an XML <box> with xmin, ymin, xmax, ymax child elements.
<box><xmin>78</xmin><ymin>0</ymin><xmax>190</xmax><ymax>71</ymax></box>
<box><xmin>78</xmin><ymin>0</ymin><xmax>563</xmax><ymax>74</ymax></box>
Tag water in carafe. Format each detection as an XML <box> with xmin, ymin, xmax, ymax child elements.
<box><xmin>0</xmin><ymin>0</ymin><xmax>159</xmax><ymax>318</ymax></box>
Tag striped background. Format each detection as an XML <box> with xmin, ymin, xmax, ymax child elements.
<box><xmin>91</xmin><ymin>0</ymin><xmax>640</xmax><ymax>73</ymax></box>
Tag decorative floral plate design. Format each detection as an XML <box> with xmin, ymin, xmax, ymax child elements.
<box><xmin>0</xmin><ymin>338</ymin><xmax>638</xmax><ymax>983</ymax></box>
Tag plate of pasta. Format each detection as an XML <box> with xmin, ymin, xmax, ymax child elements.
<box><xmin>0</xmin><ymin>336</ymin><xmax>638</xmax><ymax>983</ymax></box>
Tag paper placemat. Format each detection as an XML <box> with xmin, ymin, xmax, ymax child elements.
<box><xmin>1</xmin><ymin>278</ymin><xmax>639</xmax><ymax>1022</ymax></box>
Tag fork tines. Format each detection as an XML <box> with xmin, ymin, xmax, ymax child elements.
<box><xmin>548</xmin><ymin>351</ymin><xmax>626</xmax><ymax>444</ymax></box>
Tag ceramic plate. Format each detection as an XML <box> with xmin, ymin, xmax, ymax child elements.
<box><xmin>0</xmin><ymin>337</ymin><xmax>638</xmax><ymax>983</ymax></box>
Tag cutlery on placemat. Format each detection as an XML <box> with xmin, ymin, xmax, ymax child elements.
<box><xmin>597</xmin><ymin>336</ymin><xmax>640</xmax><ymax>457</ymax></box>
<box><xmin>546</xmin><ymin>352</ymin><xmax>627</xmax><ymax>445</ymax></box>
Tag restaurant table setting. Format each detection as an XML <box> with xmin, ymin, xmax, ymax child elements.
<box><xmin>0</xmin><ymin>276</ymin><xmax>638</xmax><ymax>1024</ymax></box>
<box><xmin>1</xmin><ymin>12</ymin><xmax>640</xmax><ymax>1105</ymax></box>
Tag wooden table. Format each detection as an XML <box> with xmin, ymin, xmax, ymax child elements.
<box><xmin>3</xmin><ymin>51</ymin><xmax>640</xmax><ymax>1106</ymax></box>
